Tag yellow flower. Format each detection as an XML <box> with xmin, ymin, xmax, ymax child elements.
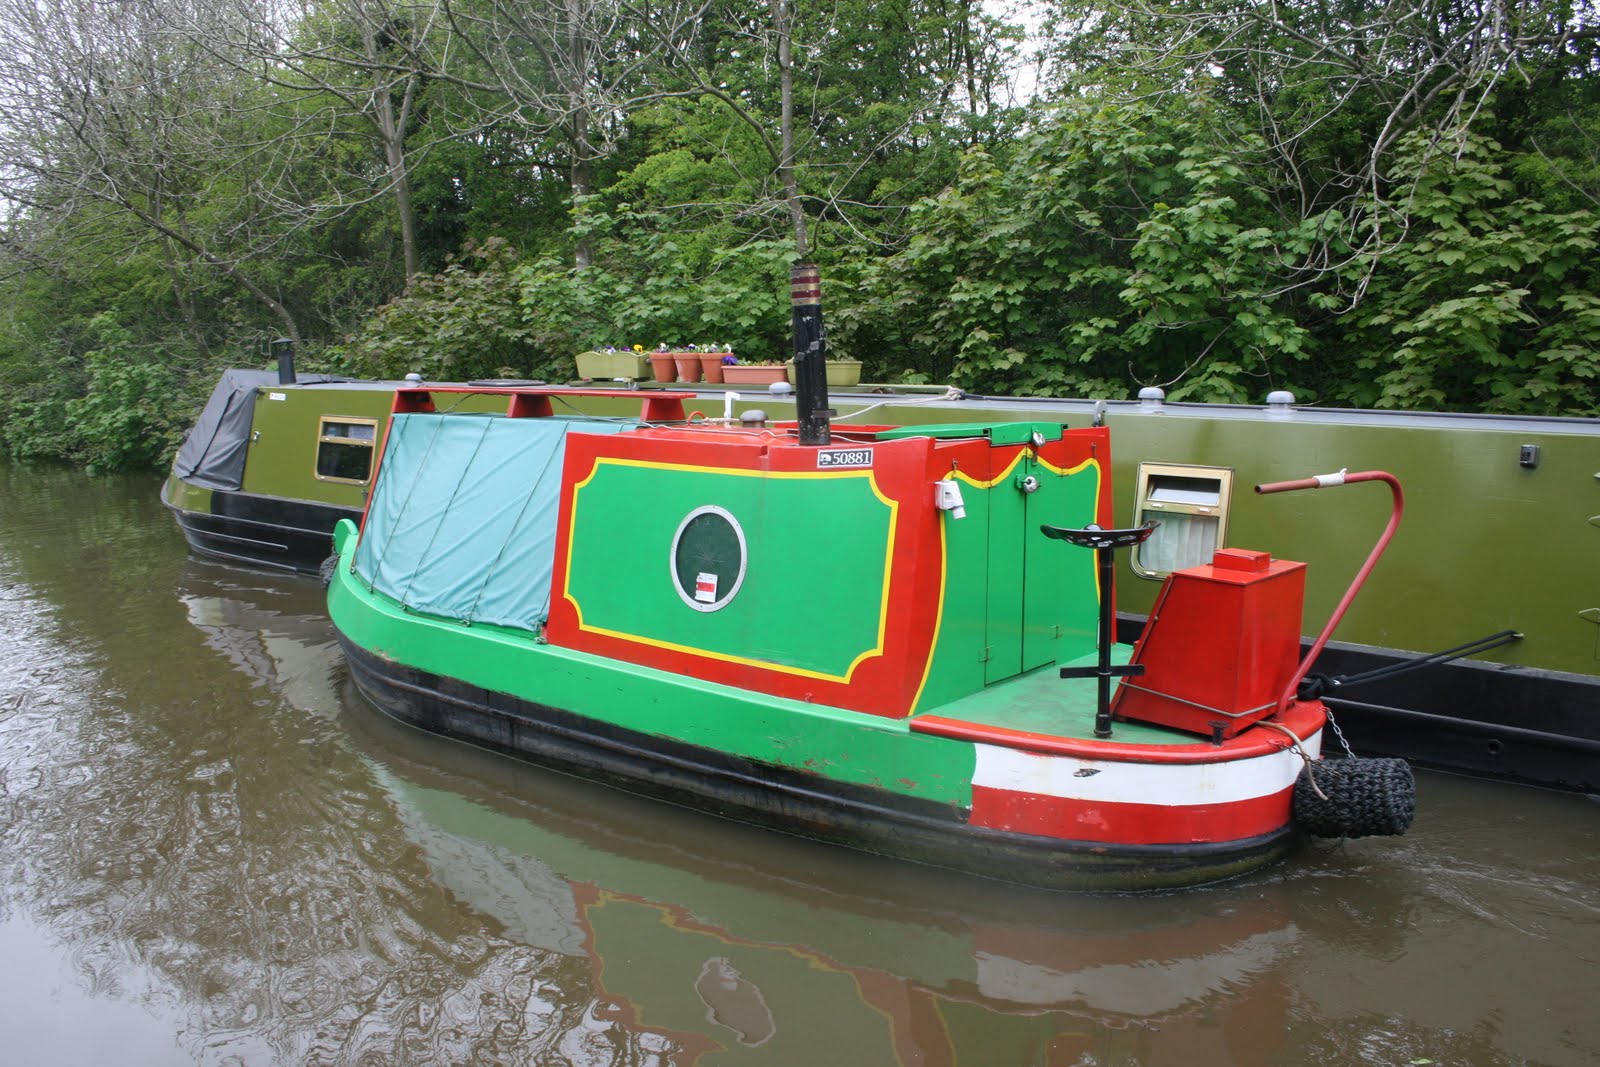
<box><xmin>632</xmin><ymin>344</ymin><xmax>643</xmax><ymax>353</ymax></box>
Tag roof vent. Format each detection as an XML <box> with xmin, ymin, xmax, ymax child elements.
<box><xmin>1138</xmin><ymin>386</ymin><xmax>1165</xmax><ymax>412</ymax></box>
<box><xmin>1265</xmin><ymin>390</ymin><xmax>1296</xmax><ymax>417</ymax></box>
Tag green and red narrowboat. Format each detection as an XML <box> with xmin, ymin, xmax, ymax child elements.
<box><xmin>326</xmin><ymin>381</ymin><xmax>1412</xmax><ymax>890</ymax></box>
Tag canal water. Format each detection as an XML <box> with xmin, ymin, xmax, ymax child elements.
<box><xmin>0</xmin><ymin>465</ymin><xmax>1596</xmax><ymax>1066</ymax></box>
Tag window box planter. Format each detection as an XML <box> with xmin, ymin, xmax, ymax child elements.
<box><xmin>722</xmin><ymin>364</ymin><xmax>789</xmax><ymax>385</ymax></box>
<box><xmin>575</xmin><ymin>350</ymin><xmax>650</xmax><ymax>380</ymax></box>
<box><xmin>785</xmin><ymin>359</ymin><xmax>863</xmax><ymax>388</ymax></box>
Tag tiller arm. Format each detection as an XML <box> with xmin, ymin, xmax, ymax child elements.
<box><xmin>1254</xmin><ymin>469</ymin><xmax>1404</xmax><ymax>716</ymax></box>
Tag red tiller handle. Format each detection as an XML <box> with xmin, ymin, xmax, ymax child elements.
<box><xmin>1254</xmin><ymin>470</ymin><xmax>1405</xmax><ymax>715</ymax></box>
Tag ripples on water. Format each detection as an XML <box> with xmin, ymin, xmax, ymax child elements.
<box><xmin>0</xmin><ymin>465</ymin><xmax>1596</xmax><ymax>1065</ymax></box>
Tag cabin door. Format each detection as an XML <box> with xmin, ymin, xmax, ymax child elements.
<box><xmin>984</xmin><ymin>449</ymin><xmax>1069</xmax><ymax>684</ymax></box>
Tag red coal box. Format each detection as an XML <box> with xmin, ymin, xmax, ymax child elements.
<box><xmin>1111</xmin><ymin>548</ymin><xmax>1306</xmax><ymax>739</ymax></box>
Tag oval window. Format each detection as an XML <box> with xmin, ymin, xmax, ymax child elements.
<box><xmin>670</xmin><ymin>506</ymin><xmax>747</xmax><ymax>612</ymax></box>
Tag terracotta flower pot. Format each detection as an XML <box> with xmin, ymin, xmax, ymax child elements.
<box><xmin>674</xmin><ymin>353</ymin><xmax>703</xmax><ymax>383</ymax></box>
<box><xmin>647</xmin><ymin>354</ymin><xmax>677</xmax><ymax>383</ymax></box>
<box><xmin>698</xmin><ymin>352</ymin><xmax>732</xmax><ymax>384</ymax></box>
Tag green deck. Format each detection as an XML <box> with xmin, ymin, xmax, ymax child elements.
<box><xmin>915</xmin><ymin>645</ymin><xmax>1201</xmax><ymax>745</ymax></box>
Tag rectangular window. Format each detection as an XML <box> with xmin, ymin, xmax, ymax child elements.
<box><xmin>1131</xmin><ymin>463</ymin><xmax>1234</xmax><ymax>578</ymax></box>
<box><xmin>315</xmin><ymin>417</ymin><xmax>378</xmax><ymax>484</ymax></box>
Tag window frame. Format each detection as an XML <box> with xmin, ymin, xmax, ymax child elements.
<box><xmin>1130</xmin><ymin>462</ymin><xmax>1235</xmax><ymax>579</ymax></box>
<box><xmin>313</xmin><ymin>416</ymin><xmax>380</xmax><ymax>486</ymax></box>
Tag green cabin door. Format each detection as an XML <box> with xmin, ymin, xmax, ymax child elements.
<box><xmin>984</xmin><ymin>450</ymin><xmax>1070</xmax><ymax>684</ymax></box>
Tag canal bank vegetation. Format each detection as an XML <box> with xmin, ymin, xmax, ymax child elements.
<box><xmin>0</xmin><ymin>0</ymin><xmax>1596</xmax><ymax>471</ymax></box>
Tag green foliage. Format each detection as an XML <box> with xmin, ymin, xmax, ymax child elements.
<box><xmin>514</xmin><ymin>231</ymin><xmax>798</xmax><ymax>365</ymax></box>
<box><xmin>1339</xmin><ymin>129</ymin><xmax>1600</xmax><ymax>414</ymax></box>
<box><xmin>3</xmin><ymin>0</ymin><xmax>1598</xmax><ymax>480</ymax></box>
<box><xmin>330</xmin><ymin>239</ymin><xmax>554</xmax><ymax>381</ymax></box>
<box><xmin>860</xmin><ymin>96</ymin><xmax>1319</xmax><ymax>399</ymax></box>
<box><xmin>1</xmin><ymin>313</ymin><xmax>188</xmax><ymax>472</ymax></box>
<box><xmin>66</xmin><ymin>322</ymin><xmax>185</xmax><ymax>475</ymax></box>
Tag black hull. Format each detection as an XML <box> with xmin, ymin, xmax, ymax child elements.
<box><xmin>335</xmin><ymin>633</ymin><xmax>1295</xmax><ymax>892</ymax></box>
<box><xmin>1315</xmin><ymin>649</ymin><xmax>1600</xmax><ymax>794</ymax></box>
<box><xmin>1117</xmin><ymin>614</ymin><xmax>1600</xmax><ymax>794</ymax></box>
<box><xmin>167</xmin><ymin>492</ymin><xmax>359</xmax><ymax>574</ymax></box>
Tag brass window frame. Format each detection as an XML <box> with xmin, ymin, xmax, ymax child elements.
<box><xmin>313</xmin><ymin>416</ymin><xmax>379</xmax><ymax>485</ymax></box>
<box><xmin>1130</xmin><ymin>462</ymin><xmax>1235</xmax><ymax>579</ymax></box>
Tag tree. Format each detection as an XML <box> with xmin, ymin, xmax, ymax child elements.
<box><xmin>0</xmin><ymin>0</ymin><xmax>311</xmax><ymax>341</ymax></box>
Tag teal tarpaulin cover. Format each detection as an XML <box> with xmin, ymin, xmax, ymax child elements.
<box><xmin>353</xmin><ymin>412</ymin><xmax>636</xmax><ymax>631</ymax></box>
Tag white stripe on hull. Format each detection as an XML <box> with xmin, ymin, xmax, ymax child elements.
<box><xmin>971</xmin><ymin>731</ymin><xmax>1322</xmax><ymax>807</ymax></box>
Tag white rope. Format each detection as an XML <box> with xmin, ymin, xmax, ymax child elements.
<box><xmin>1256</xmin><ymin>719</ymin><xmax>1329</xmax><ymax>801</ymax></box>
<box><xmin>830</xmin><ymin>387</ymin><xmax>967</xmax><ymax>422</ymax></box>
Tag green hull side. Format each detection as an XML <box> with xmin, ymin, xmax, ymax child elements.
<box><xmin>1099</xmin><ymin>412</ymin><xmax>1598</xmax><ymax>669</ymax></box>
<box><xmin>160</xmin><ymin>469</ymin><xmax>212</xmax><ymax>513</ymax></box>
<box><xmin>240</xmin><ymin>386</ymin><xmax>582</xmax><ymax>506</ymax></box>
<box><xmin>239</xmin><ymin>386</ymin><xmax>401</xmax><ymax>506</ymax></box>
<box><xmin>330</xmin><ymin>521</ymin><xmax>976</xmax><ymax>806</ymax></box>
<box><xmin>824</xmin><ymin>399</ymin><xmax>1599</xmax><ymax>675</ymax></box>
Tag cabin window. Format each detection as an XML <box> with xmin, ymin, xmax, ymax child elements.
<box><xmin>1131</xmin><ymin>463</ymin><xmax>1234</xmax><ymax>578</ymax></box>
<box><xmin>315</xmin><ymin>417</ymin><xmax>378</xmax><ymax>484</ymax></box>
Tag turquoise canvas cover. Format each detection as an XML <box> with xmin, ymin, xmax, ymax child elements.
<box><xmin>353</xmin><ymin>412</ymin><xmax>637</xmax><ymax>631</ymax></box>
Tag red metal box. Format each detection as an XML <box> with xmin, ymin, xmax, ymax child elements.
<box><xmin>1111</xmin><ymin>548</ymin><xmax>1306</xmax><ymax>738</ymax></box>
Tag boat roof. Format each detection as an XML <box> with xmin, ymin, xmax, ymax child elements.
<box><xmin>251</xmin><ymin>375</ymin><xmax>1600</xmax><ymax>436</ymax></box>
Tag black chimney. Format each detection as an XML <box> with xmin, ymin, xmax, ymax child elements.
<box><xmin>272</xmin><ymin>337</ymin><xmax>296</xmax><ymax>385</ymax></box>
<box><xmin>789</xmin><ymin>264</ymin><xmax>832</xmax><ymax>446</ymax></box>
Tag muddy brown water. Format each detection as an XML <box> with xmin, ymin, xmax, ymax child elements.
<box><xmin>0</xmin><ymin>465</ymin><xmax>1596</xmax><ymax>1066</ymax></box>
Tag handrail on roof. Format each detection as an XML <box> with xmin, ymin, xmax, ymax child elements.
<box><xmin>393</xmin><ymin>385</ymin><xmax>694</xmax><ymax>423</ymax></box>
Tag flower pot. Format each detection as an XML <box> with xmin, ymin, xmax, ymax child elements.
<box><xmin>698</xmin><ymin>351</ymin><xmax>733</xmax><ymax>385</ymax></box>
<box><xmin>647</xmin><ymin>354</ymin><xmax>677</xmax><ymax>383</ymax></box>
<box><xmin>722</xmin><ymin>365</ymin><xmax>788</xmax><ymax>386</ymax></box>
<box><xmin>673</xmin><ymin>353</ymin><xmax>704</xmax><ymax>383</ymax></box>
<box><xmin>785</xmin><ymin>359</ymin><xmax>863</xmax><ymax>388</ymax></box>
<box><xmin>575</xmin><ymin>350</ymin><xmax>650</xmax><ymax>380</ymax></box>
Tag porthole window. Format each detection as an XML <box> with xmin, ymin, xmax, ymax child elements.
<box><xmin>670</xmin><ymin>506</ymin><xmax>747</xmax><ymax>612</ymax></box>
<box><xmin>315</xmin><ymin>417</ymin><xmax>378</xmax><ymax>484</ymax></box>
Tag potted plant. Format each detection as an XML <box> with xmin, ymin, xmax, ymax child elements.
<box><xmin>697</xmin><ymin>347</ymin><xmax>736</xmax><ymax>385</ymax></box>
<box><xmin>646</xmin><ymin>346</ymin><xmax>678</xmax><ymax>383</ymax></box>
<box><xmin>672</xmin><ymin>346</ymin><xmax>704</xmax><ymax>383</ymax></box>
<box><xmin>575</xmin><ymin>345</ymin><xmax>650</xmax><ymax>381</ymax></box>
<box><xmin>722</xmin><ymin>359</ymin><xmax>789</xmax><ymax>385</ymax></box>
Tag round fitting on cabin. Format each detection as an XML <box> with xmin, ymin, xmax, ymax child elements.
<box><xmin>740</xmin><ymin>410</ymin><xmax>767</xmax><ymax>428</ymax></box>
<box><xmin>767</xmin><ymin>380</ymin><xmax>793</xmax><ymax>398</ymax></box>
<box><xmin>1137</xmin><ymin>386</ymin><xmax>1165</xmax><ymax>411</ymax></box>
<box><xmin>404</xmin><ymin>372</ymin><xmax>423</xmax><ymax>384</ymax></box>
<box><xmin>1265</xmin><ymin>390</ymin><xmax>1296</xmax><ymax>416</ymax></box>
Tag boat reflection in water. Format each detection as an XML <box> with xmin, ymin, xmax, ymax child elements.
<box><xmin>177</xmin><ymin>560</ymin><xmax>1305</xmax><ymax>1064</ymax></box>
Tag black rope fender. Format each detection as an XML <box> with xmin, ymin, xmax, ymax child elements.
<box><xmin>1294</xmin><ymin>757</ymin><xmax>1416</xmax><ymax>838</ymax></box>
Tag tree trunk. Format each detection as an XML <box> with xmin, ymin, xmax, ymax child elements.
<box><xmin>772</xmin><ymin>0</ymin><xmax>808</xmax><ymax>259</ymax></box>
<box><xmin>363</xmin><ymin>22</ymin><xmax>421</xmax><ymax>283</ymax></box>
<box><xmin>568</xmin><ymin>0</ymin><xmax>594</xmax><ymax>269</ymax></box>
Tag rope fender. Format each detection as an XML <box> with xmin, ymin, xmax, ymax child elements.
<box><xmin>1294</xmin><ymin>757</ymin><xmax>1416</xmax><ymax>838</ymax></box>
